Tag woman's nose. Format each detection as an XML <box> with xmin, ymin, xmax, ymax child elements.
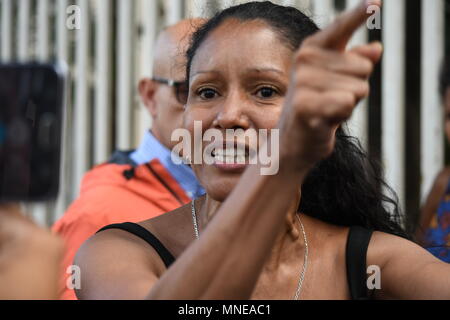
<box><xmin>213</xmin><ymin>92</ymin><xmax>250</xmax><ymax>130</ymax></box>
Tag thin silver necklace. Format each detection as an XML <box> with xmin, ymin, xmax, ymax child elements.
<box><xmin>190</xmin><ymin>199</ymin><xmax>309</xmax><ymax>300</ymax></box>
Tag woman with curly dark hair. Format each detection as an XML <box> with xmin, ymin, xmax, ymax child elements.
<box><xmin>75</xmin><ymin>0</ymin><xmax>450</xmax><ymax>300</ymax></box>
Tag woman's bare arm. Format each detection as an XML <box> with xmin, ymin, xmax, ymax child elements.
<box><xmin>369</xmin><ymin>232</ymin><xmax>450</xmax><ymax>300</ymax></box>
<box><xmin>75</xmin><ymin>228</ymin><xmax>168</xmax><ymax>300</ymax></box>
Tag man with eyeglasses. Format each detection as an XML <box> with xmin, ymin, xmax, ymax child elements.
<box><xmin>52</xmin><ymin>19</ymin><xmax>206</xmax><ymax>300</ymax></box>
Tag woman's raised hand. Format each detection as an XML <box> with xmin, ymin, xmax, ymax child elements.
<box><xmin>279</xmin><ymin>0</ymin><xmax>383</xmax><ymax>171</ymax></box>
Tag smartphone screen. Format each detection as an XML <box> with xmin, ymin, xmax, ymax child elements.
<box><xmin>0</xmin><ymin>63</ymin><xmax>65</xmax><ymax>202</ymax></box>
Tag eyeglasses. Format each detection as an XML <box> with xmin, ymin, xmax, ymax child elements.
<box><xmin>152</xmin><ymin>77</ymin><xmax>189</xmax><ymax>105</ymax></box>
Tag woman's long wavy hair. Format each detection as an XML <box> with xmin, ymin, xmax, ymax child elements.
<box><xmin>186</xmin><ymin>1</ymin><xmax>411</xmax><ymax>240</ymax></box>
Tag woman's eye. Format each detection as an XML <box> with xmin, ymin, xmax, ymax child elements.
<box><xmin>198</xmin><ymin>88</ymin><xmax>218</xmax><ymax>100</ymax></box>
<box><xmin>256</xmin><ymin>87</ymin><xmax>278</xmax><ymax>99</ymax></box>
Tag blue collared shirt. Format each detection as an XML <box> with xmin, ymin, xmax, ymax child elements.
<box><xmin>130</xmin><ymin>131</ymin><xmax>205</xmax><ymax>200</ymax></box>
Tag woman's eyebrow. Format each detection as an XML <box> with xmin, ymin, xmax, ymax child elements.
<box><xmin>191</xmin><ymin>70</ymin><xmax>221</xmax><ymax>77</ymax></box>
<box><xmin>192</xmin><ymin>68</ymin><xmax>285</xmax><ymax>76</ymax></box>
<box><xmin>246</xmin><ymin>67</ymin><xmax>285</xmax><ymax>75</ymax></box>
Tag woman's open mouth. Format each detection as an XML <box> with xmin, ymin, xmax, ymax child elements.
<box><xmin>210</xmin><ymin>142</ymin><xmax>253</xmax><ymax>172</ymax></box>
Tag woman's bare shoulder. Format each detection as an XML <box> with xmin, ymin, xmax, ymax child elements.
<box><xmin>73</xmin><ymin>224</ymin><xmax>162</xmax><ymax>299</ymax></box>
<box><xmin>366</xmin><ymin>231</ymin><xmax>450</xmax><ymax>299</ymax></box>
<box><xmin>367</xmin><ymin>231</ymin><xmax>432</xmax><ymax>271</ymax></box>
<box><xmin>74</xmin><ymin>205</ymin><xmax>193</xmax><ymax>299</ymax></box>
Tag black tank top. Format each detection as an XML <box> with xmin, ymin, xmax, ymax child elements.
<box><xmin>97</xmin><ymin>223</ymin><xmax>374</xmax><ymax>300</ymax></box>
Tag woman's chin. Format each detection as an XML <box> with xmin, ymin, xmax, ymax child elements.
<box><xmin>202</xmin><ymin>177</ymin><xmax>241</xmax><ymax>202</ymax></box>
<box><xmin>195</xmin><ymin>164</ymin><xmax>246</xmax><ymax>202</ymax></box>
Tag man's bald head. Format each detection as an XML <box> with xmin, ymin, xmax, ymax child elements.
<box><xmin>153</xmin><ymin>19</ymin><xmax>206</xmax><ymax>80</ymax></box>
<box><xmin>139</xmin><ymin>19</ymin><xmax>206</xmax><ymax>151</ymax></box>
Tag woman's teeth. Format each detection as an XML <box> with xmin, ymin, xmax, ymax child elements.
<box><xmin>214</xmin><ymin>148</ymin><xmax>247</xmax><ymax>164</ymax></box>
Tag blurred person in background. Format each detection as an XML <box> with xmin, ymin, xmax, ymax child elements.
<box><xmin>0</xmin><ymin>204</ymin><xmax>63</xmax><ymax>299</ymax></box>
<box><xmin>417</xmin><ymin>58</ymin><xmax>450</xmax><ymax>263</ymax></box>
<box><xmin>52</xmin><ymin>18</ymin><xmax>206</xmax><ymax>300</ymax></box>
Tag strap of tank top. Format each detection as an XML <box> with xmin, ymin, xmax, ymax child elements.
<box><xmin>97</xmin><ymin>222</ymin><xmax>175</xmax><ymax>268</ymax></box>
<box><xmin>346</xmin><ymin>226</ymin><xmax>374</xmax><ymax>300</ymax></box>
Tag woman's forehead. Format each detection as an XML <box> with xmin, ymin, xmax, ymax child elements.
<box><xmin>190</xmin><ymin>19</ymin><xmax>294</xmax><ymax>77</ymax></box>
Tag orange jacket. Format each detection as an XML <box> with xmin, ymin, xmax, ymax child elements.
<box><xmin>52</xmin><ymin>158</ymin><xmax>191</xmax><ymax>300</ymax></box>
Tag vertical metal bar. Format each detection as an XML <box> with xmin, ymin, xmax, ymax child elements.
<box><xmin>382</xmin><ymin>0</ymin><xmax>406</xmax><ymax>211</ymax></box>
<box><xmin>421</xmin><ymin>0</ymin><xmax>445</xmax><ymax>202</ymax></box>
<box><xmin>74</xmin><ymin>0</ymin><xmax>90</xmax><ymax>194</ymax></box>
<box><xmin>36</xmin><ymin>0</ymin><xmax>50</xmax><ymax>61</ymax></box>
<box><xmin>281</xmin><ymin>0</ymin><xmax>298</xmax><ymax>7</ymax></box>
<box><xmin>165</xmin><ymin>0</ymin><xmax>183</xmax><ymax>25</ymax></box>
<box><xmin>54</xmin><ymin>0</ymin><xmax>70</xmax><ymax>221</ymax></box>
<box><xmin>36</xmin><ymin>0</ymin><xmax>54</xmax><ymax>225</ymax></box>
<box><xmin>138</xmin><ymin>0</ymin><xmax>157</xmax><ymax>79</ymax></box>
<box><xmin>298</xmin><ymin>0</ymin><xmax>312</xmax><ymax>8</ymax></box>
<box><xmin>312</xmin><ymin>0</ymin><xmax>335</xmax><ymax>28</ymax></box>
<box><xmin>94</xmin><ymin>0</ymin><xmax>112</xmax><ymax>164</ymax></box>
<box><xmin>55</xmin><ymin>0</ymin><xmax>69</xmax><ymax>217</ymax></box>
<box><xmin>278</xmin><ymin>0</ymin><xmax>313</xmax><ymax>14</ymax></box>
<box><xmin>135</xmin><ymin>0</ymin><xmax>156</xmax><ymax>145</ymax></box>
<box><xmin>347</xmin><ymin>0</ymin><xmax>369</xmax><ymax>149</ymax></box>
<box><xmin>186</xmin><ymin>0</ymin><xmax>206</xmax><ymax>18</ymax></box>
<box><xmin>298</xmin><ymin>0</ymin><xmax>313</xmax><ymax>16</ymax></box>
<box><xmin>116</xmin><ymin>0</ymin><xmax>134</xmax><ymax>149</ymax></box>
<box><xmin>56</xmin><ymin>0</ymin><xmax>68</xmax><ymax>61</ymax></box>
<box><xmin>1</xmin><ymin>0</ymin><xmax>13</xmax><ymax>61</ymax></box>
<box><xmin>218</xmin><ymin>0</ymin><xmax>233</xmax><ymax>10</ymax></box>
<box><xmin>17</xmin><ymin>0</ymin><xmax>30</xmax><ymax>62</ymax></box>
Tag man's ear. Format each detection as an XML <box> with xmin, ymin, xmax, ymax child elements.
<box><xmin>139</xmin><ymin>78</ymin><xmax>158</xmax><ymax>119</ymax></box>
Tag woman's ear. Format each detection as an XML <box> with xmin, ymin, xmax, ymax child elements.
<box><xmin>139</xmin><ymin>78</ymin><xmax>158</xmax><ymax>119</ymax></box>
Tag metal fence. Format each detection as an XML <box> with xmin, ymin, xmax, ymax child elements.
<box><xmin>0</xmin><ymin>0</ymin><xmax>447</xmax><ymax>227</ymax></box>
